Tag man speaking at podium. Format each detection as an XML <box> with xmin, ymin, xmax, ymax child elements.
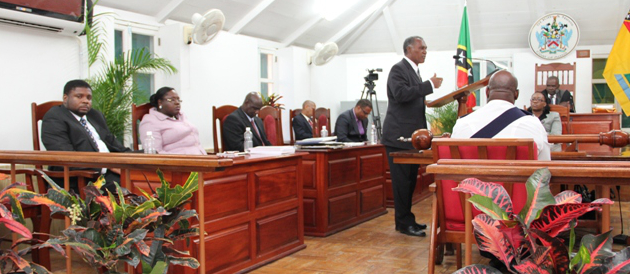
<box><xmin>382</xmin><ymin>36</ymin><xmax>442</xmax><ymax>237</ymax></box>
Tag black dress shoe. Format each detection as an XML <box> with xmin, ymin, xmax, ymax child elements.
<box><xmin>399</xmin><ymin>225</ymin><xmax>426</xmax><ymax>237</ymax></box>
<box><xmin>395</xmin><ymin>223</ymin><xmax>427</xmax><ymax>231</ymax></box>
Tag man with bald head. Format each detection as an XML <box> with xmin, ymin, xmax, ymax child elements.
<box><xmin>452</xmin><ymin>70</ymin><xmax>551</xmax><ymax>160</ymax></box>
<box><xmin>293</xmin><ymin>100</ymin><xmax>316</xmax><ymax>141</ymax></box>
<box><xmin>223</xmin><ymin>92</ymin><xmax>272</xmax><ymax>151</ymax></box>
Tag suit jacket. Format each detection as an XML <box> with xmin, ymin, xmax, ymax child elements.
<box><xmin>223</xmin><ymin>108</ymin><xmax>272</xmax><ymax>152</ymax></box>
<box><xmin>334</xmin><ymin>109</ymin><xmax>368</xmax><ymax>142</ymax></box>
<box><xmin>541</xmin><ymin>89</ymin><xmax>574</xmax><ymax>112</ymax></box>
<box><xmin>41</xmin><ymin>105</ymin><xmax>131</xmax><ymax>172</ymax></box>
<box><xmin>382</xmin><ymin>58</ymin><xmax>434</xmax><ymax>149</ymax></box>
<box><xmin>292</xmin><ymin>113</ymin><xmax>313</xmax><ymax>141</ymax></box>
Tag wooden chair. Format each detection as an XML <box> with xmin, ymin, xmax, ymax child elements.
<box><xmin>549</xmin><ymin>104</ymin><xmax>572</xmax><ymax>134</ymax></box>
<box><xmin>289</xmin><ymin>109</ymin><xmax>302</xmax><ymax>144</ymax></box>
<box><xmin>131</xmin><ymin>103</ymin><xmax>152</xmax><ymax>150</ymax></box>
<box><xmin>428</xmin><ymin>138</ymin><xmax>537</xmax><ymax>273</ymax></box>
<box><xmin>313</xmin><ymin>107</ymin><xmax>331</xmax><ymax>137</ymax></box>
<box><xmin>259</xmin><ymin>106</ymin><xmax>284</xmax><ymax>146</ymax></box>
<box><xmin>212</xmin><ymin>105</ymin><xmax>237</xmax><ymax>153</ymax></box>
<box><xmin>535</xmin><ymin>62</ymin><xmax>576</xmax><ymax>107</ymax></box>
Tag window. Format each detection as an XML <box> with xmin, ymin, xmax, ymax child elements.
<box><xmin>260</xmin><ymin>51</ymin><xmax>275</xmax><ymax>98</ymax></box>
<box><xmin>592</xmin><ymin>58</ymin><xmax>630</xmax><ymax>128</ymax></box>
<box><xmin>471</xmin><ymin>59</ymin><xmax>511</xmax><ymax>106</ymax></box>
<box><xmin>114</xmin><ymin>27</ymin><xmax>156</xmax><ymax>105</ymax></box>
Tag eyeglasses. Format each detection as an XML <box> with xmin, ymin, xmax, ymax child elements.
<box><xmin>164</xmin><ymin>98</ymin><xmax>183</xmax><ymax>103</ymax></box>
<box><xmin>361</xmin><ymin>108</ymin><xmax>371</xmax><ymax>115</ymax></box>
<box><xmin>530</xmin><ymin>98</ymin><xmax>545</xmax><ymax>102</ymax></box>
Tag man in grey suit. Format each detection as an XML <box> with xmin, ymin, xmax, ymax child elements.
<box><xmin>223</xmin><ymin>92</ymin><xmax>272</xmax><ymax>151</ymax></box>
<box><xmin>382</xmin><ymin>36</ymin><xmax>442</xmax><ymax>237</ymax></box>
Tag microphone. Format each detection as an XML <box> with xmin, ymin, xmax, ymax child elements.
<box><xmin>453</xmin><ymin>56</ymin><xmax>505</xmax><ymax>74</ymax></box>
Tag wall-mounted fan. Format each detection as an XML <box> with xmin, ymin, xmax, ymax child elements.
<box><xmin>183</xmin><ymin>9</ymin><xmax>225</xmax><ymax>45</ymax></box>
<box><xmin>309</xmin><ymin>42</ymin><xmax>338</xmax><ymax>66</ymax></box>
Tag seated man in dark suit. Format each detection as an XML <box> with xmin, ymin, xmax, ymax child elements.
<box><xmin>41</xmin><ymin>79</ymin><xmax>132</xmax><ymax>192</ymax></box>
<box><xmin>540</xmin><ymin>75</ymin><xmax>575</xmax><ymax>112</ymax></box>
<box><xmin>334</xmin><ymin>99</ymin><xmax>372</xmax><ymax>142</ymax></box>
<box><xmin>223</xmin><ymin>92</ymin><xmax>272</xmax><ymax>151</ymax></box>
<box><xmin>292</xmin><ymin>100</ymin><xmax>316</xmax><ymax>141</ymax></box>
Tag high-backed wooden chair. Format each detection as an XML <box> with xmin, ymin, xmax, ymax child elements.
<box><xmin>212</xmin><ymin>105</ymin><xmax>237</xmax><ymax>153</ymax></box>
<box><xmin>259</xmin><ymin>106</ymin><xmax>284</xmax><ymax>145</ymax></box>
<box><xmin>549</xmin><ymin>104</ymin><xmax>571</xmax><ymax>134</ymax></box>
<box><xmin>535</xmin><ymin>62</ymin><xmax>576</xmax><ymax>105</ymax></box>
<box><xmin>313</xmin><ymin>107</ymin><xmax>331</xmax><ymax>137</ymax></box>
<box><xmin>289</xmin><ymin>109</ymin><xmax>302</xmax><ymax>145</ymax></box>
<box><xmin>131</xmin><ymin>103</ymin><xmax>152</xmax><ymax>150</ymax></box>
<box><xmin>428</xmin><ymin>138</ymin><xmax>537</xmax><ymax>273</ymax></box>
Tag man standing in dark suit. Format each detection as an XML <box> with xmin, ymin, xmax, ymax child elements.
<box><xmin>293</xmin><ymin>100</ymin><xmax>316</xmax><ymax>141</ymax></box>
<box><xmin>382</xmin><ymin>36</ymin><xmax>442</xmax><ymax>237</ymax></box>
<box><xmin>334</xmin><ymin>99</ymin><xmax>372</xmax><ymax>142</ymax></box>
<box><xmin>42</xmin><ymin>79</ymin><xmax>131</xmax><ymax>192</ymax></box>
<box><xmin>540</xmin><ymin>76</ymin><xmax>575</xmax><ymax>112</ymax></box>
<box><xmin>223</xmin><ymin>92</ymin><xmax>272</xmax><ymax>151</ymax></box>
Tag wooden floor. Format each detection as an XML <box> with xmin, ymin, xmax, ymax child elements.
<box><xmin>47</xmin><ymin>198</ymin><xmax>630</xmax><ymax>273</ymax></box>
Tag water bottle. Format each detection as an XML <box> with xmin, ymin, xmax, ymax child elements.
<box><xmin>144</xmin><ymin>131</ymin><xmax>156</xmax><ymax>154</ymax></box>
<box><xmin>244</xmin><ymin>127</ymin><xmax>253</xmax><ymax>152</ymax></box>
<box><xmin>320</xmin><ymin>126</ymin><xmax>328</xmax><ymax>137</ymax></box>
<box><xmin>370</xmin><ymin>125</ymin><xmax>378</xmax><ymax>144</ymax></box>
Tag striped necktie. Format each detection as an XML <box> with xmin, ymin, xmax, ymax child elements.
<box><xmin>80</xmin><ymin>117</ymin><xmax>99</xmax><ymax>149</ymax></box>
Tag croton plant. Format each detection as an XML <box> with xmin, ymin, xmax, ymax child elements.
<box><xmin>452</xmin><ymin>168</ymin><xmax>630</xmax><ymax>274</ymax></box>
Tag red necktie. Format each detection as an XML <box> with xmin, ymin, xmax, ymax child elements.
<box><xmin>251</xmin><ymin>120</ymin><xmax>265</xmax><ymax>146</ymax></box>
<box><xmin>308</xmin><ymin>118</ymin><xmax>313</xmax><ymax>129</ymax></box>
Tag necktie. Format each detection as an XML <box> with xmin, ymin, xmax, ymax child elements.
<box><xmin>308</xmin><ymin>118</ymin><xmax>313</xmax><ymax>129</ymax></box>
<box><xmin>251</xmin><ymin>119</ymin><xmax>265</xmax><ymax>146</ymax></box>
<box><xmin>80</xmin><ymin>117</ymin><xmax>99</xmax><ymax>149</ymax></box>
<box><xmin>550</xmin><ymin>95</ymin><xmax>556</xmax><ymax>104</ymax></box>
<box><xmin>416</xmin><ymin>68</ymin><xmax>421</xmax><ymax>80</ymax></box>
<box><xmin>357</xmin><ymin>119</ymin><xmax>364</xmax><ymax>135</ymax></box>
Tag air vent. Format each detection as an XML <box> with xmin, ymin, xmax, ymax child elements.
<box><xmin>0</xmin><ymin>17</ymin><xmax>62</xmax><ymax>32</ymax></box>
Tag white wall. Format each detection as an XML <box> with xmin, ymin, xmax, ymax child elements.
<box><xmin>0</xmin><ymin>25</ymin><xmax>82</xmax><ymax>151</ymax></box>
<box><xmin>0</xmin><ymin>6</ymin><xmax>618</xmax><ymax>151</ymax></box>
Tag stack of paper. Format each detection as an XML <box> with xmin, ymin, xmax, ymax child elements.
<box><xmin>295</xmin><ymin>136</ymin><xmax>344</xmax><ymax>149</ymax></box>
<box><xmin>248</xmin><ymin>146</ymin><xmax>296</xmax><ymax>156</ymax></box>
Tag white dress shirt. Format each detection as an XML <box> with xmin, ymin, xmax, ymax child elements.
<box><xmin>452</xmin><ymin>100</ymin><xmax>551</xmax><ymax>160</ymax></box>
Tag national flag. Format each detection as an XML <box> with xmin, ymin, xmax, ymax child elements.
<box><xmin>604</xmin><ymin>9</ymin><xmax>630</xmax><ymax>116</ymax></box>
<box><xmin>455</xmin><ymin>6</ymin><xmax>475</xmax><ymax>113</ymax></box>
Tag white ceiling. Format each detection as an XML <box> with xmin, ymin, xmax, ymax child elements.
<box><xmin>97</xmin><ymin>0</ymin><xmax>630</xmax><ymax>54</ymax></box>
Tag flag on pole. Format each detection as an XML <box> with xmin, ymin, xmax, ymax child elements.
<box><xmin>455</xmin><ymin>6</ymin><xmax>475</xmax><ymax>113</ymax></box>
<box><xmin>604</xmin><ymin>9</ymin><xmax>630</xmax><ymax>116</ymax></box>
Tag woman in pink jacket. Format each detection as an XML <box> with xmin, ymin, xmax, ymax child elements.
<box><xmin>139</xmin><ymin>87</ymin><xmax>206</xmax><ymax>155</ymax></box>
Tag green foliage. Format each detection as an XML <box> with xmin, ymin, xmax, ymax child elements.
<box><xmin>453</xmin><ymin>168</ymin><xmax>629</xmax><ymax>274</ymax></box>
<box><xmin>426</xmin><ymin>102</ymin><xmax>458</xmax><ymax>134</ymax></box>
<box><xmin>35</xmin><ymin>171</ymin><xmax>200</xmax><ymax>273</ymax></box>
<box><xmin>0</xmin><ymin>180</ymin><xmax>52</xmax><ymax>274</ymax></box>
<box><xmin>85</xmin><ymin>11</ymin><xmax>177</xmax><ymax>139</ymax></box>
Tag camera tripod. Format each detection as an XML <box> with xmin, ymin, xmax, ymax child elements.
<box><xmin>361</xmin><ymin>79</ymin><xmax>382</xmax><ymax>140</ymax></box>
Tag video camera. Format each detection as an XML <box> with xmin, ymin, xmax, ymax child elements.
<box><xmin>364</xmin><ymin>68</ymin><xmax>382</xmax><ymax>82</ymax></box>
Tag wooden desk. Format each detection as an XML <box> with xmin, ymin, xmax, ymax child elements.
<box><xmin>569</xmin><ymin>113</ymin><xmax>621</xmax><ymax>155</ymax></box>
<box><xmin>129</xmin><ymin>154</ymin><xmax>305</xmax><ymax>274</ymax></box>
<box><xmin>297</xmin><ymin>145</ymin><xmax>387</xmax><ymax>236</ymax></box>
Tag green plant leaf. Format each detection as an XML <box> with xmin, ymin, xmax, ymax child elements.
<box><xmin>571</xmin><ymin>244</ymin><xmax>591</xmax><ymax>273</ymax></box>
<box><xmin>427</xmin><ymin>101</ymin><xmax>459</xmax><ymax>134</ymax></box>
<box><xmin>149</xmin><ymin>260</ymin><xmax>167</xmax><ymax>274</ymax></box>
<box><xmin>468</xmin><ymin>195</ymin><xmax>509</xmax><ymax>220</ymax></box>
<box><xmin>518</xmin><ymin>168</ymin><xmax>555</xmax><ymax>227</ymax></box>
<box><xmin>598</xmin><ymin>247</ymin><xmax>630</xmax><ymax>273</ymax></box>
<box><xmin>166</xmin><ymin>255</ymin><xmax>200</xmax><ymax>269</ymax></box>
<box><xmin>454</xmin><ymin>178</ymin><xmax>514</xmax><ymax>217</ymax></box>
<box><xmin>579</xmin><ymin>230</ymin><xmax>615</xmax><ymax>273</ymax></box>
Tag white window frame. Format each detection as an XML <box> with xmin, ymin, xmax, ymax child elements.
<box><xmin>114</xmin><ymin>21</ymin><xmax>160</xmax><ymax>91</ymax></box>
<box><xmin>259</xmin><ymin>48</ymin><xmax>277</xmax><ymax>97</ymax></box>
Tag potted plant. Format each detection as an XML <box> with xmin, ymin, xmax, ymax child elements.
<box><xmin>451</xmin><ymin>168</ymin><xmax>630</xmax><ymax>274</ymax></box>
<box><xmin>26</xmin><ymin>170</ymin><xmax>200</xmax><ymax>274</ymax></box>
<box><xmin>427</xmin><ymin>102</ymin><xmax>458</xmax><ymax>135</ymax></box>
<box><xmin>0</xmin><ymin>173</ymin><xmax>51</xmax><ymax>274</ymax></box>
<box><xmin>84</xmin><ymin>6</ymin><xmax>178</xmax><ymax>139</ymax></box>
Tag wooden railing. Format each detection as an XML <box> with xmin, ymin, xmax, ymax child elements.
<box><xmin>426</xmin><ymin>159</ymin><xmax>630</xmax><ymax>267</ymax></box>
<box><xmin>0</xmin><ymin>150</ymin><xmax>233</xmax><ymax>274</ymax></box>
